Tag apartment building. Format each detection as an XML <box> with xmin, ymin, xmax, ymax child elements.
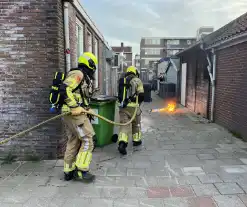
<box><xmin>139</xmin><ymin>37</ymin><xmax>196</xmax><ymax>81</ymax></box>
<box><xmin>134</xmin><ymin>54</ymin><xmax>140</xmax><ymax>71</ymax></box>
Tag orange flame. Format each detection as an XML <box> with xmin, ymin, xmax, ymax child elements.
<box><xmin>167</xmin><ymin>103</ymin><xmax>176</xmax><ymax>112</ymax></box>
<box><xmin>151</xmin><ymin>102</ymin><xmax>176</xmax><ymax>113</ymax></box>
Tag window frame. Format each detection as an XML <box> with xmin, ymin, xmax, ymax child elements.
<box><xmin>76</xmin><ymin>18</ymin><xmax>84</xmax><ymax>59</ymax></box>
<box><xmin>145</xmin><ymin>38</ymin><xmax>160</xmax><ymax>45</ymax></box>
<box><xmin>94</xmin><ymin>37</ymin><xmax>99</xmax><ymax>88</ymax></box>
<box><xmin>167</xmin><ymin>39</ymin><xmax>180</xmax><ymax>45</ymax></box>
<box><xmin>144</xmin><ymin>48</ymin><xmax>160</xmax><ymax>55</ymax></box>
<box><xmin>152</xmin><ymin>39</ymin><xmax>160</xmax><ymax>45</ymax></box>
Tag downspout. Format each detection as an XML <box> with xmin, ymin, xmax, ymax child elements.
<box><xmin>210</xmin><ymin>49</ymin><xmax>216</xmax><ymax>122</ymax></box>
<box><xmin>201</xmin><ymin>42</ymin><xmax>216</xmax><ymax>122</ymax></box>
<box><xmin>63</xmin><ymin>1</ymin><xmax>71</xmax><ymax>72</ymax></box>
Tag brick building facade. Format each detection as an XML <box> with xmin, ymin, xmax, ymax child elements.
<box><xmin>177</xmin><ymin>12</ymin><xmax>247</xmax><ymax>140</ymax></box>
<box><xmin>0</xmin><ymin>0</ymin><xmax>113</xmax><ymax>159</ymax></box>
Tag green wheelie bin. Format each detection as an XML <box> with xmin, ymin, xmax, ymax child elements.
<box><xmin>90</xmin><ymin>95</ymin><xmax>117</xmax><ymax>147</ymax></box>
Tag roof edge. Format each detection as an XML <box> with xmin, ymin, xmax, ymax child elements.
<box><xmin>205</xmin><ymin>32</ymin><xmax>247</xmax><ymax>50</ymax></box>
<box><xmin>141</xmin><ymin>37</ymin><xmax>196</xmax><ymax>40</ymax></box>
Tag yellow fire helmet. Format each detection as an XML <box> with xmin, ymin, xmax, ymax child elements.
<box><xmin>126</xmin><ymin>66</ymin><xmax>137</xmax><ymax>75</ymax></box>
<box><xmin>78</xmin><ymin>52</ymin><xmax>98</xmax><ymax>71</ymax></box>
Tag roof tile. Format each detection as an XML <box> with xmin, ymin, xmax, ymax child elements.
<box><xmin>204</xmin><ymin>12</ymin><xmax>247</xmax><ymax>46</ymax></box>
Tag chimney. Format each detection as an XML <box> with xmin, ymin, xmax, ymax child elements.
<box><xmin>121</xmin><ymin>42</ymin><xmax>124</xmax><ymax>51</ymax></box>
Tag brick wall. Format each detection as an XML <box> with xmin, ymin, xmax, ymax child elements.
<box><xmin>185</xmin><ymin>54</ymin><xmax>196</xmax><ymax>111</ymax></box>
<box><xmin>0</xmin><ymin>0</ymin><xmax>64</xmax><ymax>159</ymax></box>
<box><xmin>214</xmin><ymin>41</ymin><xmax>247</xmax><ymax>140</ymax></box>
<box><xmin>208</xmin><ymin>82</ymin><xmax>212</xmax><ymax>120</ymax></box>
<box><xmin>194</xmin><ymin>50</ymin><xmax>210</xmax><ymax>118</ymax></box>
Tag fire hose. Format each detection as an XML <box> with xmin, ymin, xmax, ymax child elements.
<box><xmin>0</xmin><ymin>97</ymin><xmax>139</xmax><ymax>145</ymax></box>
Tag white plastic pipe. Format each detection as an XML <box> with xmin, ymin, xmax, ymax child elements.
<box><xmin>63</xmin><ymin>1</ymin><xmax>71</xmax><ymax>72</ymax></box>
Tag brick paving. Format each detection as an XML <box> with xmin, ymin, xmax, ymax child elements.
<box><xmin>1</xmin><ymin>94</ymin><xmax>247</xmax><ymax>206</ymax></box>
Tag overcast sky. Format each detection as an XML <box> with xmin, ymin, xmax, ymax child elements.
<box><xmin>81</xmin><ymin>0</ymin><xmax>247</xmax><ymax>55</ymax></box>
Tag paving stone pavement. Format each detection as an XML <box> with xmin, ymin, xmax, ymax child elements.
<box><xmin>1</xmin><ymin>94</ymin><xmax>247</xmax><ymax>206</ymax></box>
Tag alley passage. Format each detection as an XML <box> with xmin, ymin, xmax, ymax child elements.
<box><xmin>1</xmin><ymin>94</ymin><xmax>247</xmax><ymax>206</ymax></box>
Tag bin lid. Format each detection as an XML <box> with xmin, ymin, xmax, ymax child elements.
<box><xmin>91</xmin><ymin>94</ymin><xmax>118</xmax><ymax>102</ymax></box>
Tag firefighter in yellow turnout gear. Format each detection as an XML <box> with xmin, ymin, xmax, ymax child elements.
<box><xmin>117</xmin><ymin>66</ymin><xmax>144</xmax><ymax>155</ymax></box>
<box><xmin>61</xmin><ymin>52</ymin><xmax>97</xmax><ymax>182</ymax></box>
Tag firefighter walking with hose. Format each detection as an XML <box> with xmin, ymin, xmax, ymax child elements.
<box><xmin>117</xmin><ymin>66</ymin><xmax>144</xmax><ymax>155</ymax></box>
<box><xmin>59</xmin><ymin>52</ymin><xmax>98</xmax><ymax>183</ymax></box>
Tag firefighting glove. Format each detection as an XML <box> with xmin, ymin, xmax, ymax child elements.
<box><xmin>70</xmin><ymin>106</ymin><xmax>85</xmax><ymax>116</ymax></box>
<box><xmin>138</xmin><ymin>93</ymin><xmax>144</xmax><ymax>104</ymax></box>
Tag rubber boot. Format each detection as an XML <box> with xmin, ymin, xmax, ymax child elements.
<box><xmin>64</xmin><ymin>170</ymin><xmax>75</xmax><ymax>181</ymax></box>
<box><xmin>133</xmin><ymin>140</ymin><xmax>142</xmax><ymax>146</ymax></box>
<box><xmin>118</xmin><ymin>141</ymin><xmax>127</xmax><ymax>155</ymax></box>
<box><xmin>74</xmin><ymin>170</ymin><xmax>95</xmax><ymax>183</ymax></box>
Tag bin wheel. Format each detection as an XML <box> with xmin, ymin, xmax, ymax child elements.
<box><xmin>112</xmin><ymin>134</ymin><xmax>118</xmax><ymax>143</ymax></box>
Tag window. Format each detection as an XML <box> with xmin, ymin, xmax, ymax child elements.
<box><xmin>144</xmin><ymin>48</ymin><xmax>160</xmax><ymax>55</ymax></box>
<box><xmin>76</xmin><ymin>19</ymin><xmax>84</xmax><ymax>59</ymax></box>
<box><xmin>94</xmin><ymin>38</ymin><xmax>99</xmax><ymax>88</ymax></box>
<box><xmin>172</xmin><ymin>50</ymin><xmax>180</xmax><ymax>55</ymax></box>
<box><xmin>145</xmin><ymin>39</ymin><xmax>151</xmax><ymax>45</ymax></box>
<box><xmin>167</xmin><ymin>39</ymin><xmax>180</xmax><ymax>45</ymax></box>
<box><xmin>113</xmin><ymin>54</ymin><xmax>119</xmax><ymax>67</ymax></box>
<box><xmin>152</xmin><ymin>39</ymin><xmax>160</xmax><ymax>45</ymax></box>
<box><xmin>167</xmin><ymin>49</ymin><xmax>179</xmax><ymax>56</ymax></box>
<box><xmin>145</xmin><ymin>38</ymin><xmax>160</xmax><ymax>45</ymax></box>
<box><xmin>145</xmin><ymin>59</ymin><xmax>150</xmax><ymax>65</ymax></box>
<box><xmin>187</xmin><ymin>40</ymin><xmax>191</xmax><ymax>45</ymax></box>
<box><xmin>87</xmin><ymin>31</ymin><xmax>92</xmax><ymax>52</ymax></box>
